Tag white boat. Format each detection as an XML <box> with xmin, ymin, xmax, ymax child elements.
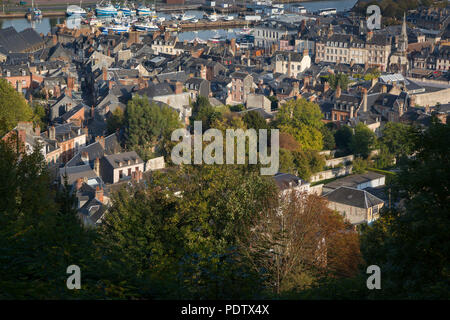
<box><xmin>156</xmin><ymin>16</ymin><xmax>165</xmax><ymax>22</ymax></box>
<box><xmin>67</xmin><ymin>5</ymin><xmax>87</xmax><ymax>16</ymax></box>
<box><xmin>223</xmin><ymin>15</ymin><xmax>234</xmax><ymax>21</ymax></box>
<box><xmin>208</xmin><ymin>32</ymin><xmax>225</xmax><ymax>43</ymax></box>
<box><xmin>96</xmin><ymin>1</ymin><xmax>118</xmax><ymax>17</ymax></box>
<box><xmin>189</xmin><ymin>18</ymin><xmax>198</xmax><ymax>23</ymax></box>
<box><xmin>137</xmin><ymin>6</ymin><xmax>155</xmax><ymax>16</ymax></box>
<box><xmin>30</xmin><ymin>0</ymin><xmax>41</xmax><ymax>17</ymax></box>
<box><xmin>134</xmin><ymin>21</ymin><xmax>159</xmax><ymax>32</ymax></box>
<box><xmin>180</xmin><ymin>13</ymin><xmax>195</xmax><ymax>21</ymax></box>
<box><xmin>237</xmin><ymin>27</ymin><xmax>254</xmax><ymax>35</ymax></box>
<box><xmin>101</xmin><ymin>24</ymin><xmax>130</xmax><ymax>34</ymax></box>
<box><xmin>207</xmin><ymin>12</ymin><xmax>221</xmax><ymax>22</ymax></box>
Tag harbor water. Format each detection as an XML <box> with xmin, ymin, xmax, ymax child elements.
<box><xmin>0</xmin><ymin>1</ymin><xmax>358</xmax><ymax>40</ymax></box>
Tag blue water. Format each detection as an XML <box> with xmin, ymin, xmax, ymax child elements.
<box><xmin>0</xmin><ymin>0</ymin><xmax>358</xmax><ymax>38</ymax></box>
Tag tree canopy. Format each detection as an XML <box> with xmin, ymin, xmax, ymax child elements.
<box><xmin>0</xmin><ymin>78</ymin><xmax>34</xmax><ymax>136</ymax></box>
<box><xmin>275</xmin><ymin>99</ymin><xmax>324</xmax><ymax>151</ymax></box>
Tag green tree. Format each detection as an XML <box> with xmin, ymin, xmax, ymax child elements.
<box><xmin>360</xmin><ymin>121</ymin><xmax>450</xmax><ymax>299</ymax></box>
<box><xmin>0</xmin><ymin>78</ymin><xmax>34</xmax><ymax>136</ymax></box>
<box><xmin>106</xmin><ymin>108</ymin><xmax>125</xmax><ymax>135</ymax></box>
<box><xmin>349</xmin><ymin>123</ymin><xmax>377</xmax><ymax>158</ymax></box>
<box><xmin>380</xmin><ymin>122</ymin><xmax>416</xmax><ymax>162</ymax></box>
<box><xmin>321</xmin><ymin>125</ymin><xmax>335</xmax><ymax>150</ymax></box>
<box><xmin>292</xmin><ymin>150</ymin><xmax>326</xmax><ymax>181</ymax></box>
<box><xmin>190</xmin><ymin>95</ymin><xmax>222</xmax><ymax>132</ymax></box>
<box><xmin>275</xmin><ymin>99</ymin><xmax>324</xmax><ymax>151</ymax></box>
<box><xmin>126</xmin><ymin>96</ymin><xmax>182</xmax><ymax>161</ymax></box>
<box><xmin>243</xmin><ymin>110</ymin><xmax>268</xmax><ymax>131</ymax></box>
<box><xmin>334</xmin><ymin>125</ymin><xmax>353</xmax><ymax>154</ymax></box>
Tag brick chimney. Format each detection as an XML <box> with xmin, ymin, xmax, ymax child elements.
<box><xmin>90</xmin><ymin>106</ymin><xmax>95</xmax><ymax>118</ymax></box>
<box><xmin>102</xmin><ymin>67</ymin><xmax>107</xmax><ymax>81</ymax></box>
<box><xmin>335</xmin><ymin>85</ymin><xmax>341</xmax><ymax>98</ymax></box>
<box><xmin>52</xmin><ymin>34</ymin><xmax>57</xmax><ymax>45</ymax></box>
<box><xmin>94</xmin><ymin>157</ymin><xmax>100</xmax><ymax>176</ymax></box>
<box><xmin>95</xmin><ymin>186</ymin><xmax>104</xmax><ymax>203</ymax></box>
<box><xmin>81</xmin><ymin>151</ymin><xmax>89</xmax><ymax>164</ymax></box>
<box><xmin>230</xmin><ymin>38</ymin><xmax>236</xmax><ymax>56</ymax></box>
<box><xmin>95</xmin><ymin>136</ymin><xmax>105</xmax><ymax>149</ymax></box>
<box><xmin>76</xmin><ymin>177</ymin><xmax>83</xmax><ymax>191</ymax></box>
<box><xmin>65</xmin><ymin>87</ymin><xmax>72</xmax><ymax>98</ymax></box>
<box><xmin>200</xmin><ymin>64</ymin><xmax>207</xmax><ymax>80</ymax></box>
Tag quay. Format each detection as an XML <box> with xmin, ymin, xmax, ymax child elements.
<box><xmin>162</xmin><ymin>19</ymin><xmax>256</xmax><ymax>31</ymax></box>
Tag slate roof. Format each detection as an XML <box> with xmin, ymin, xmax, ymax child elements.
<box><xmin>324</xmin><ymin>172</ymin><xmax>385</xmax><ymax>191</ymax></box>
<box><xmin>0</xmin><ymin>27</ymin><xmax>43</xmax><ymax>53</ymax></box>
<box><xmin>324</xmin><ymin>186</ymin><xmax>384</xmax><ymax>209</ymax></box>
<box><xmin>103</xmin><ymin>151</ymin><xmax>143</xmax><ymax>169</ymax></box>
<box><xmin>273</xmin><ymin>173</ymin><xmax>308</xmax><ymax>191</ymax></box>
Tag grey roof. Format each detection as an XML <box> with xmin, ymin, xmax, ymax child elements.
<box><xmin>136</xmin><ymin>82</ymin><xmax>174</xmax><ymax>98</ymax></box>
<box><xmin>324</xmin><ymin>172</ymin><xmax>385</xmax><ymax>190</ymax></box>
<box><xmin>324</xmin><ymin>186</ymin><xmax>384</xmax><ymax>209</ymax></box>
<box><xmin>60</xmin><ymin>164</ymin><xmax>97</xmax><ymax>185</ymax></box>
<box><xmin>274</xmin><ymin>172</ymin><xmax>308</xmax><ymax>191</ymax></box>
<box><xmin>104</xmin><ymin>151</ymin><xmax>143</xmax><ymax>169</ymax></box>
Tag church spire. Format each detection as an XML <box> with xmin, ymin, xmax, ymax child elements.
<box><xmin>398</xmin><ymin>12</ymin><xmax>408</xmax><ymax>53</ymax></box>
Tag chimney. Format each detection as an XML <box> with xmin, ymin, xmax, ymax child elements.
<box><xmin>102</xmin><ymin>67</ymin><xmax>107</xmax><ymax>81</ymax></box>
<box><xmin>230</xmin><ymin>38</ymin><xmax>236</xmax><ymax>56</ymax></box>
<box><xmin>108</xmin><ymin>80</ymin><xmax>114</xmax><ymax>90</ymax></box>
<box><xmin>200</xmin><ymin>64</ymin><xmax>207</xmax><ymax>80</ymax></box>
<box><xmin>350</xmin><ymin>105</ymin><xmax>354</xmax><ymax>119</ymax></box>
<box><xmin>164</xmin><ymin>32</ymin><xmax>170</xmax><ymax>42</ymax></box>
<box><xmin>52</xmin><ymin>34</ymin><xmax>57</xmax><ymax>45</ymax></box>
<box><xmin>324</xmin><ymin>81</ymin><xmax>330</xmax><ymax>92</ymax></box>
<box><xmin>292</xmin><ymin>81</ymin><xmax>299</xmax><ymax>96</ymax></box>
<box><xmin>174</xmin><ymin>81</ymin><xmax>183</xmax><ymax>94</ymax></box>
<box><xmin>49</xmin><ymin>126</ymin><xmax>56</xmax><ymax>140</ymax></box>
<box><xmin>76</xmin><ymin>177</ymin><xmax>83</xmax><ymax>191</ymax></box>
<box><xmin>94</xmin><ymin>157</ymin><xmax>100</xmax><ymax>176</ymax></box>
<box><xmin>96</xmin><ymin>136</ymin><xmax>105</xmax><ymax>149</ymax></box>
<box><xmin>34</xmin><ymin>124</ymin><xmax>40</xmax><ymax>136</ymax></box>
<box><xmin>303</xmin><ymin>48</ymin><xmax>309</xmax><ymax>57</ymax></box>
<box><xmin>90</xmin><ymin>106</ymin><xmax>95</xmax><ymax>118</ymax></box>
<box><xmin>367</xmin><ymin>31</ymin><xmax>373</xmax><ymax>41</ymax></box>
<box><xmin>81</xmin><ymin>151</ymin><xmax>89</xmax><ymax>164</ymax></box>
<box><xmin>65</xmin><ymin>87</ymin><xmax>72</xmax><ymax>97</ymax></box>
<box><xmin>67</xmin><ymin>76</ymin><xmax>74</xmax><ymax>90</ymax></box>
<box><xmin>381</xmin><ymin>85</ymin><xmax>387</xmax><ymax>93</ymax></box>
<box><xmin>95</xmin><ymin>186</ymin><xmax>104</xmax><ymax>203</ymax></box>
<box><xmin>362</xmin><ymin>88</ymin><xmax>368</xmax><ymax>112</ymax></box>
<box><xmin>335</xmin><ymin>85</ymin><xmax>341</xmax><ymax>98</ymax></box>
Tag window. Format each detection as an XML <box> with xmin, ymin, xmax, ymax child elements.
<box><xmin>119</xmin><ymin>170</ymin><xmax>123</xmax><ymax>179</ymax></box>
<box><xmin>128</xmin><ymin>168</ymin><xmax>131</xmax><ymax>176</ymax></box>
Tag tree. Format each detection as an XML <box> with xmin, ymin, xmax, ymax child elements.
<box><xmin>99</xmin><ymin>165</ymin><xmax>278</xmax><ymax>299</ymax></box>
<box><xmin>106</xmin><ymin>108</ymin><xmax>125</xmax><ymax>135</ymax></box>
<box><xmin>275</xmin><ymin>99</ymin><xmax>324</xmax><ymax>151</ymax></box>
<box><xmin>321</xmin><ymin>125</ymin><xmax>335</xmax><ymax>150</ymax></box>
<box><xmin>352</xmin><ymin>157</ymin><xmax>369</xmax><ymax>174</ymax></box>
<box><xmin>292</xmin><ymin>150</ymin><xmax>325</xmax><ymax>181</ymax></box>
<box><xmin>380</xmin><ymin>122</ymin><xmax>416</xmax><ymax>162</ymax></box>
<box><xmin>243</xmin><ymin>110</ymin><xmax>268</xmax><ymax>131</ymax></box>
<box><xmin>126</xmin><ymin>96</ymin><xmax>182</xmax><ymax>160</ymax></box>
<box><xmin>349</xmin><ymin>123</ymin><xmax>377</xmax><ymax>158</ymax></box>
<box><xmin>0</xmin><ymin>138</ymin><xmax>99</xmax><ymax>299</ymax></box>
<box><xmin>327</xmin><ymin>73</ymin><xmax>350</xmax><ymax>90</ymax></box>
<box><xmin>243</xmin><ymin>193</ymin><xmax>362</xmax><ymax>295</ymax></box>
<box><xmin>279</xmin><ymin>132</ymin><xmax>301</xmax><ymax>151</ymax></box>
<box><xmin>334</xmin><ymin>125</ymin><xmax>353</xmax><ymax>154</ymax></box>
<box><xmin>360</xmin><ymin>121</ymin><xmax>450</xmax><ymax>299</ymax></box>
<box><xmin>0</xmin><ymin>78</ymin><xmax>34</xmax><ymax>136</ymax></box>
<box><xmin>279</xmin><ymin>148</ymin><xmax>296</xmax><ymax>174</ymax></box>
<box><xmin>190</xmin><ymin>96</ymin><xmax>222</xmax><ymax>132</ymax></box>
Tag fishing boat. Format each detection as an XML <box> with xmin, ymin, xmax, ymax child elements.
<box><xmin>208</xmin><ymin>32</ymin><xmax>224</xmax><ymax>43</ymax></box>
<box><xmin>137</xmin><ymin>5</ymin><xmax>155</xmax><ymax>17</ymax></box>
<box><xmin>101</xmin><ymin>24</ymin><xmax>130</xmax><ymax>34</ymax></box>
<box><xmin>96</xmin><ymin>1</ymin><xmax>118</xmax><ymax>17</ymax></box>
<box><xmin>67</xmin><ymin>5</ymin><xmax>87</xmax><ymax>17</ymax></box>
<box><xmin>30</xmin><ymin>0</ymin><xmax>42</xmax><ymax>18</ymax></box>
<box><xmin>180</xmin><ymin>13</ymin><xmax>195</xmax><ymax>21</ymax></box>
<box><xmin>119</xmin><ymin>2</ymin><xmax>132</xmax><ymax>17</ymax></box>
<box><xmin>207</xmin><ymin>12</ymin><xmax>220</xmax><ymax>22</ymax></box>
<box><xmin>237</xmin><ymin>27</ymin><xmax>254</xmax><ymax>35</ymax></box>
<box><xmin>134</xmin><ymin>21</ymin><xmax>159</xmax><ymax>32</ymax></box>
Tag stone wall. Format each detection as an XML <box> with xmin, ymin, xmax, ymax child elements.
<box><xmin>310</xmin><ymin>165</ymin><xmax>353</xmax><ymax>183</ymax></box>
